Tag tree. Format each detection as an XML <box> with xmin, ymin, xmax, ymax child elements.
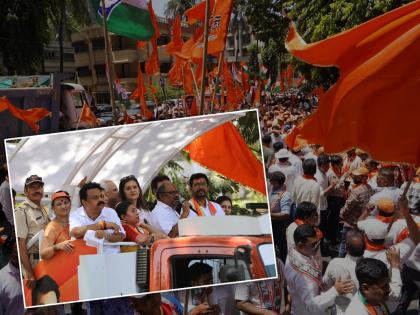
<box><xmin>0</xmin><ymin>0</ymin><xmax>52</xmax><ymax>74</ymax></box>
<box><xmin>164</xmin><ymin>0</ymin><xmax>197</xmax><ymax>18</ymax></box>
<box><xmin>247</xmin><ymin>43</ymin><xmax>260</xmax><ymax>80</ymax></box>
<box><xmin>261</xmin><ymin>39</ymin><xmax>279</xmax><ymax>83</ymax></box>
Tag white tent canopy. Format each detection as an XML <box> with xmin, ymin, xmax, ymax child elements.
<box><xmin>8</xmin><ymin>113</ymin><xmax>243</xmax><ymax>193</ymax></box>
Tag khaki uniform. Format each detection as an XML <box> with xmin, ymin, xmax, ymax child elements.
<box><xmin>14</xmin><ymin>198</ymin><xmax>49</xmax><ymax>265</ymax></box>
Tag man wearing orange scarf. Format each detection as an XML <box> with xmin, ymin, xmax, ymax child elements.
<box><xmin>188</xmin><ymin>173</ymin><xmax>225</xmax><ymax>217</ymax></box>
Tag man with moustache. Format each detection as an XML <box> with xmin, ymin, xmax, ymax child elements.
<box><xmin>69</xmin><ymin>182</ymin><xmax>125</xmax><ymax>254</ymax></box>
<box><xmin>15</xmin><ymin>175</ymin><xmax>49</xmax><ymax>289</ymax></box>
<box><xmin>188</xmin><ymin>173</ymin><xmax>225</xmax><ymax>217</ymax></box>
<box><xmin>150</xmin><ymin>182</ymin><xmax>193</xmax><ymax>238</ymax></box>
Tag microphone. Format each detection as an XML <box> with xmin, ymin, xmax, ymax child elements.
<box><xmin>175</xmin><ymin>197</ymin><xmax>195</xmax><ymax>215</ymax></box>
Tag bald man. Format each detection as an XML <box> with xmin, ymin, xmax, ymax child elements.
<box><xmin>323</xmin><ymin>229</ymin><xmax>365</xmax><ymax>314</ymax></box>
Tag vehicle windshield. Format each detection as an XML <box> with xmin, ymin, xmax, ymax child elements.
<box><xmin>172</xmin><ymin>256</ymin><xmax>251</xmax><ymax>288</ymax></box>
<box><xmin>258</xmin><ymin>243</ymin><xmax>277</xmax><ymax>277</ymax></box>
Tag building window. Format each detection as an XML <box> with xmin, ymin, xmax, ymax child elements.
<box><xmin>116</xmin><ymin>63</ymin><xmax>136</xmax><ymax>78</ymax></box>
<box><xmin>95</xmin><ymin>64</ymin><xmax>106</xmax><ymax>76</ymax></box>
<box><xmin>73</xmin><ymin>41</ymin><xmax>88</xmax><ymax>53</ymax></box>
<box><xmin>92</xmin><ymin>38</ymin><xmax>105</xmax><ymax>50</ymax></box>
<box><xmin>63</xmin><ymin>53</ymin><xmax>75</xmax><ymax>62</ymax></box>
<box><xmin>242</xmin><ymin>33</ymin><xmax>251</xmax><ymax>46</ymax></box>
<box><xmin>228</xmin><ymin>36</ymin><xmax>235</xmax><ymax>47</ymax></box>
<box><xmin>228</xmin><ymin>50</ymin><xmax>235</xmax><ymax>57</ymax></box>
<box><xmin>77</xmin><ymin>66</ymin><xmax>91</xmax><ymax>77</ymax></box>
<box><xmin>241</xmin><ymin>48</ymin><xmax>248</xmax><ymax>57</ymax></box>
<box><xmin>157</xmin><ymin>35</ymin><xmax>170</xmax><ymax>46</ymax></box>
<box><xmin>160</xmin><ymin>62</ymin><xmax>171</xmax><ymax>73</ymax></box>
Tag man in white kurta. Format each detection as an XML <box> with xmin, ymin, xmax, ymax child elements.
<box><xmin>285</xmin><ymin>224</ymin><xmax>354</xmax><ymax>315</ymax></box>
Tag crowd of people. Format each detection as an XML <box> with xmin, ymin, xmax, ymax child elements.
<box><xmin>1</xmin><ymin>89</ymin><xmax>419</xmax><ymax>314</ymax></box>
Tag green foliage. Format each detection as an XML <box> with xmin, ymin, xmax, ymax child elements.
<box><xmin>0</xmin><ymin>0</ymin><xmax>53</xmax><ymax>74</ymax></box>
<box><xmin>247</xmin><ymin>43</ymin><xmax>260</xmax><ymax>80</ymax></box>
<box><xmin>261</xmin><ymin>39</ymin><xmax>279</xmax><ymax>82</ymax></box>
<box><xmin>235</xmin><ymin>111</ymin><xmax>261</xmax><ymax>159</ymax></box>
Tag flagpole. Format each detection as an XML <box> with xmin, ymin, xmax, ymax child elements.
<box><xmin>199</xmin><ymin>0</ymin><xmax>211</xmax><ymax>115</ymax></box>
<box><xmin>210</xmin><ymin>53</ymin><xmax>224</xmax><ymax>113</ymax></box>
<box><xmin>100</xmin><ymin>0</ymin><xmax>118</xmax><ymax>125</ymax></box>
<box><xmin>189</xmin><ymin>63</ymin><xmax>201</xmax><ymax>103</ymax></box>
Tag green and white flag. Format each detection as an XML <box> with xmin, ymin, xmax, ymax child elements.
<box><xmin>92</xmin><ymin>0</ymin><xmax>154</xmax><ymax>41</ymax></box>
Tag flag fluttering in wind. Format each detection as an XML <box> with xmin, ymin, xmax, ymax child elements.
<box><xmin>168</xmin><ymin>57</ymin><xmax>183</xmax><ymax>85</ymax></box>
<box><xmin>184</xmin><ymin>122</ymin><xmax>266</xmax><ymax>194</ymax></box>
<box><xmin>285</xmin><ymin>1</ymin><xmax>420</xmax><ymax>164</ymax></box>
<box><xmin>184</xmin><ymin>0</ymin><xmax>215</xmax><ymax>25</ymax></box>
<box><xmin>166</xmin><ymin>15</ymin><xmax>183</xmax><ymax>54</ymax></box>
<box><xmin>0</xmin><ymin>97</ymin><xmax>51</xmax><ymax>133</ymax></box>
<box><xmin>135</xmin><ymin>63</ymin><xmax>153</xmax><ymax>120</ymax></box>
<box><xmin>91</xmin><ymin>0</ymin><xmax>154</xmax><ymax>41</ymax></box>
<box><xmin>145</xmin><ymin>1</ymin><xmax>160</xmax><ymax>75</ymax></box>
<box><xmin>79</xmin><ymin>103</ymin><xmax>97</xmax><ymax>127</ymax></box>
<box><xmin>286</xmin><ymin>64</ymin><xmax>293</xmax><ymax>87</ymax></box>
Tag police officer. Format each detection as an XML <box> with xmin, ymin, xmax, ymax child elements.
<box><xmin>15</xmin><ymin>175</ymin><xmax>49</xmax><ymax>289</ymax></box>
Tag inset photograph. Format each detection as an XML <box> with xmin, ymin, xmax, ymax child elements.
<box><xmin>5</xmin><ymin>109</ymin><xmax>275</xmax><ymax>308</ymax></box>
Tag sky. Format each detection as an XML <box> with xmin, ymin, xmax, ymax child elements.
<box><xmin>153</xmin><ymin>0</ymin><xmax>169</xmax><ymax>18</ymax></box>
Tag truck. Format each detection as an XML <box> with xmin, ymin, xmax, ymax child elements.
<box><xmin>23</xmin><ymin>214</ymin><xmax>276</xmax><ymax>306</ymax></box>
<box><xmin>0</xmin><ymin>74</ymin><xmax>92</xmax><ymax>155</ymax></box>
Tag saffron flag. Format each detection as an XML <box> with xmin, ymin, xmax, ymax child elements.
<box><xmin>184</xmin><ymin>0</ymin><xmax>215</xmax><ymax>25</ymax></box>
<box><xmin>286</xmin><ymin>64</ymin><xmax>293</xmax><ymax>87</ymax></box>
<box><xmin>145</xmin><ymin>1</ymin><xmax>160</xmax><ymax>75</ymax></box>
<box><xmin>279</xmin><ymin>71</ymin><xmax>286</xmax><ymax>92</ymax></box>
<box><xmin>222</xmin><ymin>62</ymin><xmax>238</xmax><ymax>111</ymax></box>
<box><xmin>0</xmin><ymin>97</ymin><xmax>51</xmax><ymax>133</ymax></box>
<box><xmin>183</xmin><ymin>63</ymin><xmax>195</xmax><ymax>95</ymax></box>
<box><xmin>192</xmin><ymin>0</ymin><xmax>234</xmax><ymax>58</ymax></box>
<box><xmin>284</xmin><ymin>1</ymin><xmax>420</xmax><ymax>164</ymax></box>
<box><xmin>79</xmin><ymin>103</ymin><xmax>97</xmax><ymax>127</ymax></box>
<box><xmin>91</xmin><ymin>0</ymin><xmax>154</xmax><ymax>41</ymax></box>
<box><xmin>166</xmin><ymin>15</ymin><xmax>183</xmax><ymax>54</ymax></box>
<box><xmin>168</xmin><ymin>57</ymin><xmax>183</xmax><ymax>85</ymax></box>
<box><xmin>184</xmin><ymin>122</ymin><xmax>266</xmax><ymax>194</ymax></box>
<box><xmin>136</xmin><ymin>63</ymin><xmax>153</xmax><ymax>120</ymax></box>
<box><xmin>174</xmin><ymin>27</ymin><xmax>204</xmax><ymax>62</ymax></box>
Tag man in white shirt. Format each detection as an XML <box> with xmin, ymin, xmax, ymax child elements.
<box><xmin>285</xmin><ymin>224</ymin><xmax>354</xmax><ymax>315</ymax></box>
<box><xmin>323</xmin><ymin>229</ymin><xmax>365</xmax><ymax>314</ymax></box>
<box><xmin>150</xmin><ymin>182</ymin><xmax>192</xmax><ymax>237</ymax></box>
<box><xmin>292</xmin><ymin>158</ymin><xmax>321</xmax><ymax>210</ymax></box>
<box><xmin>345</xmin><ymin>258</ymin><xmax>399</xmax><ymax>315</ymax></box>
<box><xmin>188</xmin><ymin>173</ymin><xmax>225</xmax><ymax>217</ymax></box>
<box><xmin>268</xmin><ymin>149</ymin><xmax>298</xmax><ymax>193</ymax></box>
<box><xmin>69</xmin><ymin>182</ymin><xmax>125</xmax><ymax>254</ymax></box>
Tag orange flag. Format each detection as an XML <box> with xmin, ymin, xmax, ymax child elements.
<box><xmin>166</xmin><ymin>15</ymin><xmax>183</xmax><ymax>54</ymax></box>
<box><xmin>174</xmin><ymin>27</ymin><xmax>204</xmax><ymax>62</ymax></box>
<box><xmin>253</xmin><ymin>82</ymin><xmax>261</xmax><ymax>106</ymax></box>
<box><xmin>145</xmin><ymin>2</ymin><xmax>160</xmax><ymax>76</ymax></box>
<box><xmin>137</xmin><ymin>41</ymin><xmax>146</xmax><ymax>49</ymax></box>
<box><xmin>79</xmin><ymin>102</ymin><xmax>97</xmax><ymax>127</ymax></box>
<box><xmin>183</xmin><ymin>63</ymin><xmax>195</xmax><ymax>95</ymax></box>
<box><xmin>184</xmin><ymin>122</ymin><xmax>266</xmax><ymax>194</ymax></box>
<box><xmin>286</xmin><ymin>64</ymin><xmax>293</xmax><ymax>87</ymax></box>
<box><xmin>296</xmin><ymin>74</ymin><xmax>305</xmax><ymax>87</ymax></box>
<box><xmin>0</xmin><ymin>97</ymin><xmax>51</xmax><ymax>133</ymax></box>
<box><xmin>168</xmin><ymin>57</ymin><xmax>184</xmax><ymax>85</ymax></box>
<box><xmin>192</xmin><ymin>0</ymin><xmax>234</xmax><ymax>58</ymax></box>
<box><xmin>279</xmin><ymin>71</ymin><xmax>285</xmax><ymax>92</ymax></box>
<box><xmin>222</xmin><ymin>62</ymin><xmax>238</xmax><ymax>111</ymax></box>
<box><xmin>184</xmin><ymin>0</ymin><xmax>215</xmax><ymax>25</ymax></box>
<box><xmin>285</xmin><ymin>1</ymin><xmax>420</xmax><ymax>164</ymax></box>
<box><xmin>136</xmin><ymin>63</ymin><xmax>153</xmax><ymax>120</ymax></box>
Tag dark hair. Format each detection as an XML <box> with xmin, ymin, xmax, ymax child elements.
<box><xmin>330</xmin><ymin>155</ymin><xmax>343</xmax><ymax>166</ymax></box>
<box><xmin>115</xmin><ymin>201</ymin><xmax>133</xmax><ymax>219</ymax></box>
<box><xmin>12</xmin><ymin>188</ymin><xmax>16</xmax><ymax>198</ymax></box>
<box><xmin>51</xmin><ymin>190</ymin><xmax>70</xmax><ymax>207</ymax></box>
<box><xmin>189</xmin><ymin>173</ymin><xmax>209</xmax><ymax>187</ymax></box>
<box><xmin>302</xmin><ymin>158</ymin><xmax>317</xmax><ymax>176</ymax></box>
<box><xmin>356</xmin><ymin>258</ymin><xmax>389</xmax><ymax>286</ymax></box>
<box><xmin>215</xmin><ymin>195</ymin><xmax>232</xmax><ymax>207</ymax></box>
<box><xmin>188</xmin><ymin>262</ymin><xmax>213</xmax><ymax>284</ymax></box>
<box><xmin>293</xmin><ymin>224</ymin><xmax>316</xmax><ymax>245</ymax></box>
<box><xmin>317</xmin><ymin>154</ymin><xmax>330</xmax><ymax>167</ymax></box>
<box><xmin>268</xmin><ymin>171</ymin><xmax>286</xmax><ymax>186</ymax></box>
<box><xmin>2</xmin><ymin>235</ymin><xmax>16</xmax><ymax>256</ymax></box>
<box><xmin>0</xmin><ymin>165</ymin><xmax>7</xmax><ymax>183</ymax></box>
<box><xmin>79</xmin><ymin>182</ymin><xmax>102</xmax><ymax>203</ymax></box>
<box><xmin>155</xmin><ymin>182</ymin><xmax>168</xmax><ymax>200</ymax></box>
<box><xmin>262</xmin><ymin>135</ymin><xmax>272</xmax><ymax>144</ymax></box>
<box><xmin>151</xmin><ymin>175</ymin><xmax>170</xmax><ymax>192</ymax></box>
<box><xmin>295</xmin><ymin>202</ymin><xmax>317</xmax><ymax>220</ymax></box>
<box><xmin>119</xmin><ymin>176</ymin><xmax>148</xmax><ymax>210</ymax></box>
<box><xmin>345</xmin><ymin>229</ymin><xmax>365</xmax><ymax>257</ymax></box>
<box><xmin>378</xmin><ymin>167</ymin><xmax>395</xmax><ymax>186</ymax></box>
<box><xmin>32</xmin><ymin>275</ymin><xmax>60</xmax><ymax>305</ymax></box>
<box><xmin>273</xmin><ymin>142</ymin><xmax>284</xmax><ymax>152</ymax></box>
